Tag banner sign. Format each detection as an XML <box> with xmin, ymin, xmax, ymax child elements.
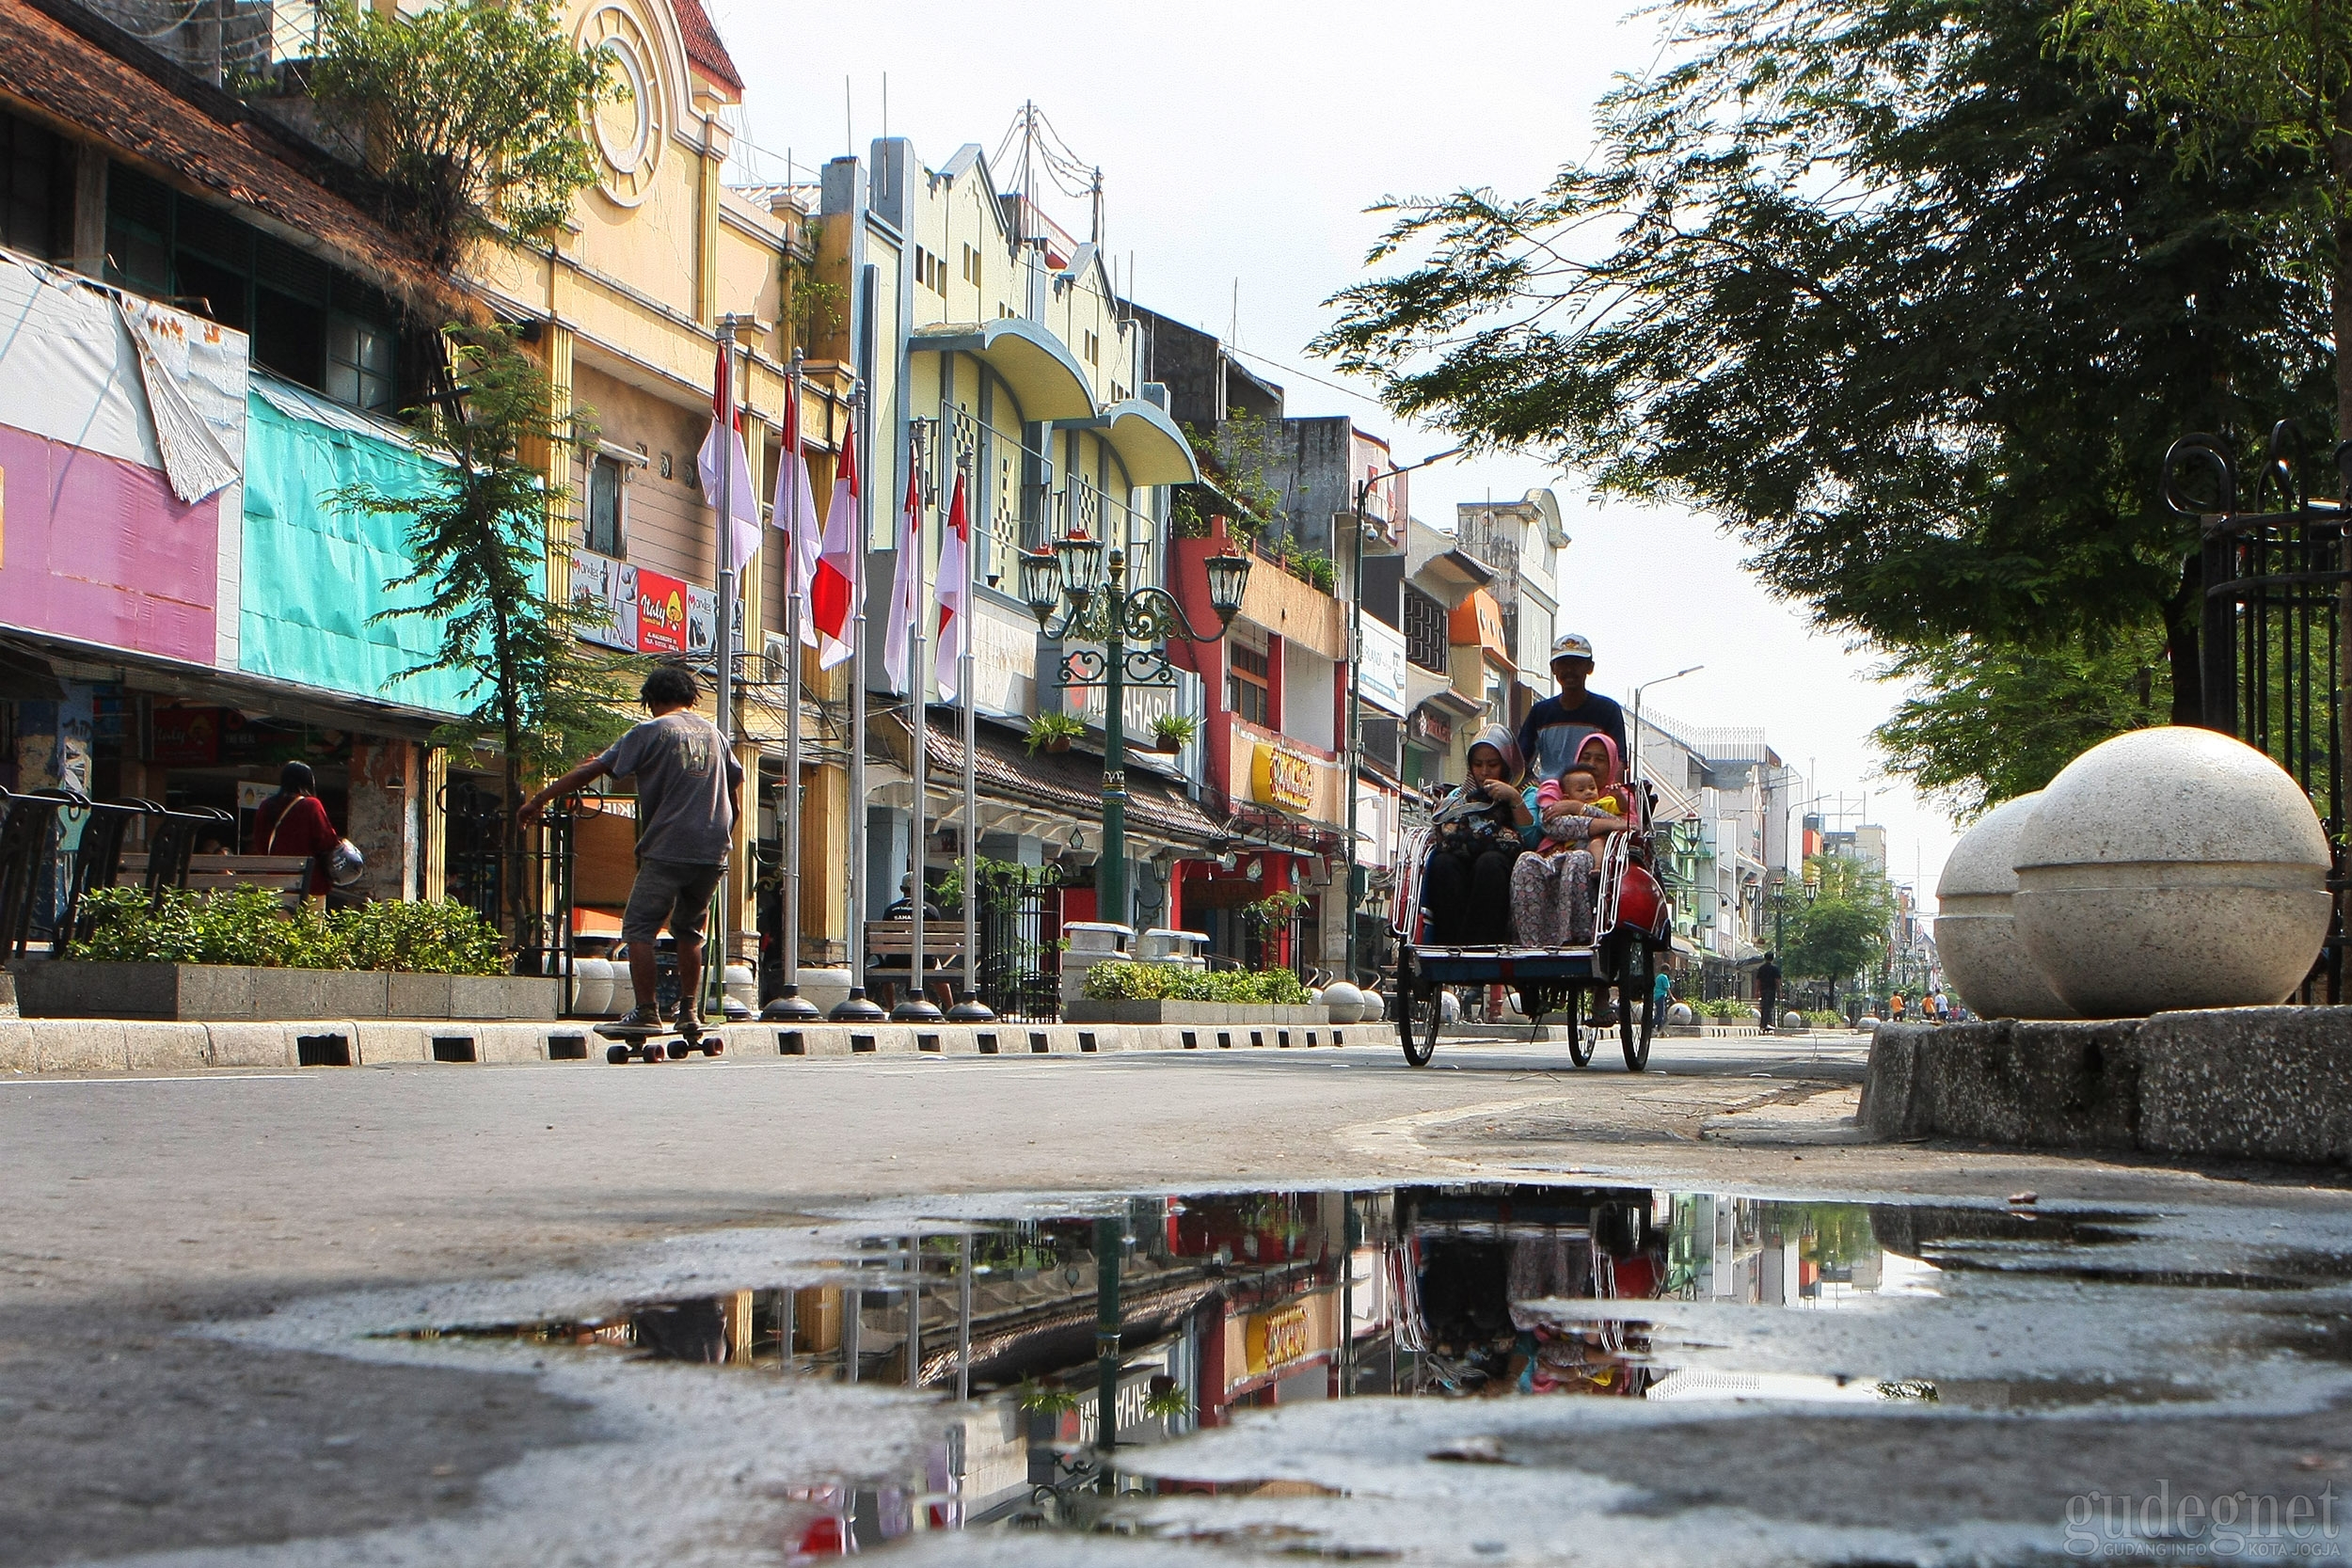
<box><xmin>1252</xmin><ymin>743</ymin><xmax>1316</xmax><ymax>814</ymax></box>
<box><xmin>636</xmin><ymin>569</ymin><xmax>688</xmax><ymax>654</ymax></box>
<box><xmin>1359</xmin><ymin>615</ymin><xmax>1409</xmax><ymax>717</ymax></box>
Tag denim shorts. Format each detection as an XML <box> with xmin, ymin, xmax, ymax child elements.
<box><xmin>621</xmin><ymin>857</ymin><xmax>726</xmax><ymax>943</ymax></box>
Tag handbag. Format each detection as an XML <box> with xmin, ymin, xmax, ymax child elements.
<box><xmin>265</xmin><ymin>796</ymin><xmax>364</xmax><ymax>888</ymax></box>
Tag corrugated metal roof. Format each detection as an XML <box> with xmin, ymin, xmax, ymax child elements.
<box><xmin>918</xmin><ymin>721</ymin><xmax>1224</xmax><ymax>847</ymax></box>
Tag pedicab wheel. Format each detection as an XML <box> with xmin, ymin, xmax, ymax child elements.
<box><xmin>1565</xmin><ymin>993</ymin><xmax>1595</xmax><ymax>1069</ymax></box>
<box><xmin>605</xmin><ymin>1043</ymin><xmax>630</xmax><ymax>1065</ymax></box>
<box><xmin>1396</xmin><ymin>951</ymin><xmax>1438</xmax><ymax>1067</ymax></box>
<box><xmin>1617</xmin><ymin>940</ymin><xmax>1655</xmax><ymax>1072</ymax></box>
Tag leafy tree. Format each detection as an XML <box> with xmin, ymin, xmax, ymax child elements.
<box><xmin>1314</xmin><ymin>0</ymin><xmax>2328</xmax><ymax>745</ymax></box>
<box><xmin>310</xmin><ymin>0</ymin><xmax>615</xmax><ymax>275</ymax></box>
<box><xmin>333</xmin><ymin>328</ymin><xmax>640</xmax><ymax>947</ymax></box>
<box><xmin>1874</xmin><ymin>624</ymin><xmax>2169</xmax><ymax>819</ymax></box>
<box><xmin>2061</xmin><ymin>0</ymin><xmax>2352</xmax><ymax>432</ymax></box>
<box><xmin>1781</xmin><ymin>853</ymin><xmax>1899</xmax><ymax>1000</ymax></box>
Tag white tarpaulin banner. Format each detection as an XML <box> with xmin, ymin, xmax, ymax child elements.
<box><xmin>118</xmin><ymin>293</ymin><xmax>246</xmax><ymax>502</ymax></box>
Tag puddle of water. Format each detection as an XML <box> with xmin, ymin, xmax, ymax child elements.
<box><xmin>375</xmin><ymin>1183</ymin><xmax>2351</xmax><ymax>1558</ymax></box>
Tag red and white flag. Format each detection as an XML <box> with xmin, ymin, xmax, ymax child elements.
<box><xmin>809</xmin><ymin>423</ymin><xmax>859</xmax><ymax>670</ymax></box>
<box><xmin>882</xmin><ymin>460</ymin><xmax>923</xmax><ymax>693</ymax></box>
<box><xmin>696</xmin><ymin>340</ymin><xmax>762</xmax><ymax>573</ymax></box>
<box><xmin>770</xmin><ymin>376</ymin><xmax>822</xmax><ymax>646</ymax></box>
<box><xmin>934</xmin><ymin>472</ymin><xmax>970</xmax><ymax>702</ymax></box>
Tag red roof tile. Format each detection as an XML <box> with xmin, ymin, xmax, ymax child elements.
<box><xmin>0</xmin><ymin>0</ymin><xmax>454</xmax><ymax>316</ymax></box>
<box><xmin>670</xmin><ymin>0</ymin><xmax>743</xmax><ymax>97</ymax></box>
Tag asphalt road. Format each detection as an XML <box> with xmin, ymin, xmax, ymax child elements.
<box><xmin>8</xmin><ymin>1031</ymin><xmax>2352</xmax><ymax>1565</ymax></box>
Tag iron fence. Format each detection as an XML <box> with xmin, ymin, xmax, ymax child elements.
<box><xmin>437</xmin><ymin>779</ymin><xmax>587</xmax><ymax>1008</ymax></box>
<box><xmin>975</xmin><ymin>862</ymin><xmax>1063</xmax><ymax>1021</ymax></box>
<box><xmin>2165</xmin><ymin>421</ymin><xmax>2349</xmax><ymax>1001</ymax></box>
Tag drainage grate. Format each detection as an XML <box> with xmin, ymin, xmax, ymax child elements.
<box><xmin>1181</xmin><ymin>1031</ymin><xmax>1198</xmax><ymax>1050</ymax></box>
<box><xmin>917</xmin><ymin>1033</ymin><xmax>942</xmax><ymax>1053</ymax></box>
<box><xmin>850</xmin><ymin>1034</ymin><xmax>877</xmax><ymax>1053</ymax></box>
<box><xmin>432</xmin><ymin>1036</ymin><xmax>477</xmax><ymax>1064</ymax></box>
<box><xmin>295</xmin><ymin>1033</ymin><xmax>350</xmax><ymax>1068</ymax></box>
<box><xmin>777</xmin><ymin>1030</ymin><xmax>805</xmax><ymax>1055</ymax></box>
<box><xmin>1028</xmin><ymin>1031</ymin><xmax>1049</xmax><ymax>1053</ymax></box>
<box><xmin>1333</xmin><ymin>1030</ymin><xmax>1345</xmax><ymax>1046</ymax></box>
<box><xmin>1077</xmin><ymin>1032</ymin><xmax>1097</xmax><ymax>1053</ymax></box>
<box><xmin>977</xmin><ymin>1032</ymin><xmax>998</xmax><ymax>1054</ymax></box>
<box><xmin>1250</xmin><ymin>1031</ymin><xmax>1264</xmax><ymax>1048</ymax></box>
<box><xmin>1306</xmin><ymin>1030</ymin><xmax>1317</xmax><ymax>1047</ymax></box>
<box><xmin>1217</xmin><ymin>1032</ymin><xmax>1232</xmax><ymax>1049</ymax></box>
<box><xmin>547</xmin><ymin>1034</ymin><xmax>588</xmax><ymax>1061</ymax></box>
<box><xmin>1278</xmin><ymin>1030</ymin><xmax>1292</xmax><ymax>1048</ymax></box>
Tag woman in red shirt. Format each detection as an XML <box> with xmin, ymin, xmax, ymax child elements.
<box><xmin>251</xmin><ymin>761</ymin><xmax>341</xmax><ymax>896</ymax></box>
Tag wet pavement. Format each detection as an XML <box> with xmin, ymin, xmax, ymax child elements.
<box><xmin>7</xmin><ymin>1034</ymin><xmax>2352</xmax><ymax>1564</ymax></box>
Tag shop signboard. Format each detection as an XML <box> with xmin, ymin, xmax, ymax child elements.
<box><xmin>1243</xmin><ymin>1299</ymin><xmax>1317</xmax><ymax>1378</ymax></box>
<box><xmin>1359</xmin><ymin>615</ymin><xmax>1409</xmax><ymax>717</ymax></box>
<box><xmin>685</xmin><ymin>584</ymin><xmax>717</xmax><ymax>656</ymax></box>
<box><xmin>151</xmin><ymin>705</ymin><xmax>221</xmax><ymax>766</ymax></box>
<box><xmin>1251</xmin><ymin>743</ymin><xmax>1316</xmax><ymax>815</ymax></box>
<box><xmin>636</xmin><ymin>569</ymin><xmax>689</xmax><ymax>654</ymax></box>
<box><xmin>570</xmin><ymin>551</ymin><xmax>638</xmax><ymax>651</ymax></box>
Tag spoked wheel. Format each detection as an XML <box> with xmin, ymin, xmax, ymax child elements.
<box><xmin>1396</xmin><ymin>951</ymin><xmax>1438</xmax><ymax>1067</ymax></box>
<box><xmin>1617</xmin><ymin>940</ymin><xmax>1656</xmax><ymax>1072</ymax></box>
<box><xmin>1565</xmin><ymin>990</ymin><xmax>1595</xmax><ymax>1069</ymax></box>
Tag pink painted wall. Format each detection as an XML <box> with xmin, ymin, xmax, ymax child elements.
<box><xmin>0</xmin><ymin>420</ymin><xmax>218</xmax><ymax>665</ymax></box>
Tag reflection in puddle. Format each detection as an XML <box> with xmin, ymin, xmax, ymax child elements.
<box><xmin>392</xmin><ymin>1184</ymin><xmax>2284</xmax><ymax>1555</ymax></box>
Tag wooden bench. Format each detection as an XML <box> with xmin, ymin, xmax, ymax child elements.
<box><xmin>119</xmin><ymin>853</ymin><xmax>312</xmax><ymax>902</ymax></box>
<box><xmin>863</xmin><ymin>920</ymin><xmax>972</xmax><ymax>1007</ymax></box>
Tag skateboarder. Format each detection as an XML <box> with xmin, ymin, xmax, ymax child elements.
<box><xmin>521</xmin><ymin>664</ymin><xmax>742</xmax><ymax>1040</ymax></box>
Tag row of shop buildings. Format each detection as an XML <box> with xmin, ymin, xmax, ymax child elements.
<box><xmin>0</xmin><ymin>0</ymin><xmax>1590</xmax><ymax>993</ymax></box>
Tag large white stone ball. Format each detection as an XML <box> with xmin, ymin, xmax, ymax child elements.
<box><xmin>1933</xmin><ymin>793</ymin><xmax>2075</xmax><ymax>1021</ymax></box>
<box><xmin>1320</xmin><ymin>981</ymin><xmax>1365</xmax><ymax>1023</ymax></box>
<box><xmin>1359</xmin><ymin>989</ymin><xmax>1386</xmax><ymax>1022</ymax></box>
<box><xmin>1668</xmin><ymin>1001</ymin><xmax>1693</xmax><ymax>1024</ymax></box>
<box><xmin>2010</xmin><ymin>727</ymin><xmax>2331</xmax><ymax>1017</ymax></box>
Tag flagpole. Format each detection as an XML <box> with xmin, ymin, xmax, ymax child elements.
<box><xmin>765</xmin><ymin>351</ymin><xmax>819</xmax><ymax>1022</ymax></box>
<box><xmin>895</xmin><ymin>419</ymin><xmax>943</xmax><ymax>1022</ymax></box>
<box><xmin>712</xmin><ymin>315</ymin><xmax>751</xmax><ymax>1023</ymax></box>
<box><xmin>836</xmin><ymin>383</ymin><xmax>883</xmax><ymax>1022</ymax></box>
<box><xmin>946</xmin><ymin>439</ymin><xmax>991</xmax><ymax>1021</ymax></box>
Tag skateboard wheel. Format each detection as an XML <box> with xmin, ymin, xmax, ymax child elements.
<box><xmin>666</xmin><ymin>1038</ymin><xmax>691</xmax><ymax>1060</ymax></box>
<box><xmin>638</xmin><ymin>1043</ymin><xmax>663</xmax><ymax>1063</ymax></box>
<box><xmin>700</xmin><ymin>1038</ymin><xmax>723</xmax><ymax>1056</ymax></box>
<box><xmin>605</xmin><ymin>1043</ymin><xmax>629</xmax><ymax>1065</ymax></box>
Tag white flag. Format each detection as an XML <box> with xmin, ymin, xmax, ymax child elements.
<box><xmin>935</xmin><ymin>471</ymin><xmax>970</xmax><ymax>702</ymax></box>
<box><xmin>882</xmin><ymin>461</ymin><xmax>923</xmax><ymax>693</ymax></box>
<box><xmin>771</xmin><ymin>377</ymin><xmax>823</xmax><ymax>646</ymax></box>
<box><xmin>697</xmin><ymin>341</ymin><xmax>761</xmax><ymax>572</ymax></box>
<box><xmin>809</xmin><ymin>423</ymin><xmax>859</xmax><ymax>670</ymax></box>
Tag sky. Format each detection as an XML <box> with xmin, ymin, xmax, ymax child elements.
<box><xmin>705</xmin><ymin>0</ymin><xmax>1963</xmax><ymax>908</ymax></box>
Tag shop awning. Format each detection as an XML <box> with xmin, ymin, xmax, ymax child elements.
<box><xmin>1064</xmin><ymin>398</ymin><xmax>1200</xmax><ymax>486</ymax></box>
<box><xmin>916</xmin><ymin>721</ymin><xmax>1225</xmax><ymax>848</ymax></box>
<box><xmin>910</xmin><ymin>319</ymin><xmax>1097</xmax><ymax>422</ymax></box>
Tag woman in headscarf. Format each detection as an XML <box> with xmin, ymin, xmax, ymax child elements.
<box><xmin>251</xmin><ymin>760</ymin><xmax>341</xmax><ymax>899</ymax></box>
<box><xmin>1509</xmin><ymin>731</ymin><xmax>1635</xmax><ymax>949</ymax></box>
<box><xmin>1420</xmin><ymin>724</ymin><xmax>1533</xmax><ymax>944</ymax></box>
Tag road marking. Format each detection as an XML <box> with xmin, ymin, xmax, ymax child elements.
<box><xmin>5</xmin><ymin>1073</ymin><xmax>309</xmax><ymax>1085</ymax></box>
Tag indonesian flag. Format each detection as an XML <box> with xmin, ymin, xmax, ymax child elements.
<box><xmin>882</xmin><ymin>460</ymin><xmax>923</xmax><ymax>693</ymax></box>
<box><xmin>809</xmin><ymin>423</ymin><xmax>859</xmax><ymax>670</ymax></box>
<box><xmin>696</xmin><ymin>340</ymin><xmax>762</xmax><ymax>573</ymax></box>
<box><xmin>770</xmin><ymin>376</ymin><xmax>821</xmax><ymax>646</ymax></box>
<box><xmin>935</xmin><ymin>471</ymin><xmax>970</xmax><ymax>701</ymax></box>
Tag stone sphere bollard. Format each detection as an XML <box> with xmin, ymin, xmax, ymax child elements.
<box><xmin>1320</xmin><ymin>981</ymin><xmax>1365</xmax><ymax>1023</ymax></box>
<box><xmin>1359</xmin><ymin>989</ymin><xmax>1386</xmax><ymax>1022</ymax></box>
<box><xmin>1780</xmin><ymin>1009</ymin><xmax>1805</xmax><ymax>1031</ymax></box>
<box><xmin>1934</xmin><ymin>792</ymin><xmax>2075</xmax><ymax>1020</ymax></box>
<box><xmin>2011</xmin><ymin>726</ymin><xmax>2331</xmax><ymax>1017</ymax></box>
<box><xmin>1439</xmin><ymin>989</ymin><xmax>1462</xmax><ymax>1026</ymax></box>
<box><xmin>1667</xmin><ymin>1001</ymin><xmax>1694</xmax><ymax>1025</ymax></box>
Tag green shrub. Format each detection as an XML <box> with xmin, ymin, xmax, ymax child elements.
<box><xmin>1081</xmin><ymin>960</ymin><xmax>1311</xmax><ymax>1006</ymax></box>
<box><xmin>71</xmin><ymin>886</ymin><xmax>506</xmax><ymax>974</ymax></box>
<box><xmin>1804</xmin><ymin>1008</ymin><xmax>1847</xmax><ymax>1030</ymax></box>
<box><xmin>1691</xmin><ymin>997</ymin><xmax>1755</xmax><ymax>1021</ymax></box>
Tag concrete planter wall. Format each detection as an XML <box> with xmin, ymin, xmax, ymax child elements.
<box><xmin>18</xmin><ymin>961</ymin><xmax>559</xmax><ymax>1022</ymax></box>
<box><xmin>1062</xmin><ymin>1001</ymin><xmax>1327</xmax><ymax>1024</ymax></box>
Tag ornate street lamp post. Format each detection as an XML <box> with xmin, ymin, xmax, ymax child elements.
<box><xmin>1022</xmin><ymin>538</ymin><xmax>1250</xmax><ymax>927</ymax></box>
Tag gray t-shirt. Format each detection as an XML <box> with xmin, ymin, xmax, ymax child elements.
<box><xmin>598</xmin><ymin>711</ymin><xmax>742</xmax><ymax>865</ymax></box>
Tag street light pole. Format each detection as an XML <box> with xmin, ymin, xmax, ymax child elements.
<box><xmin>1343</xmin><ymin>446</ymin><xmax>1462</xmax><ymax>983</ymax></box>
<box><xmin>1629</xmin><ymin>664</ymin><xmax>1703</xmax><ymax>781</ymax></box>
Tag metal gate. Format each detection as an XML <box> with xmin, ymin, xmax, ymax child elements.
<box><xmin>976</xmin><ymin>862</ymin><xmax>1063</xmax><ymax>1022</ymax></box>
<box><xmin>437</xmin><ymin>777</ymin><xmax>583</xmax><ymax>1008</ymax></box>
<box><xmin>2166</xmin><ymin>422</ymin><xmax>2347</xmax><ymax>1000</ymax></box>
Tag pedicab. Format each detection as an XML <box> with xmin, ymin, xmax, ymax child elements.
<box><xmin>1386</xmin><ymin>779</ymin><xmax>1673</xmax><ymax>1071</ymax></box>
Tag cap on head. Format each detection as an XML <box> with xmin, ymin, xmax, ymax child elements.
<box><xmin>1549</xmin><ymin>631</ymin><xmax>1595</xmax><ymax>665</ymax></box>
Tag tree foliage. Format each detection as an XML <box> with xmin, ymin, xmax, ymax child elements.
<box><xmin>1873</xmin><ymin>624</ymin><xmax>2169</xmax><ymax>819</ymax></box>
<box><xmin>1313</xmin><ymin>0</ymin><xmax>2328</xmax><ymax>752</ymax></box>
<box><xmin>1781</xmin><ymin>853</ymin><xmax>1899</xmax><ymax>992</ymax></box>
<box><xmin>332</xmin><ymin>328</ymin><xmax>639</xmax><ymax>941</ymax></box>
<box><xmin>310</xmin><ymin>0</ymin><xmax>615</xmax><ymax>273</ymax></box>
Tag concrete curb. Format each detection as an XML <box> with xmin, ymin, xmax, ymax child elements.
<box><xmin>0</xmin><ymin>1017</ymin><xmax>1370</xmax><ymax>1075</ymax></box>
<box><xmin>1858</xmin><ymin>1007</ymin><xmax>2352</xmax><ymax>1164</ymax></box>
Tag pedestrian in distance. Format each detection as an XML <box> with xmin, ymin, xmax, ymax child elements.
<box><xmin>1756</xmin><ymin>952</ymin><xmax>1782</xmax><ymax>1033</ymax></box>
<box><xmin>253</xmin><ymin>760</ymin><xmax>342</xmax><ymax>902</ymax></box>
<box><xmin>522</xmin><ymin>664</ymin><xmax>742</xmax><ymax>1041</ymax></box>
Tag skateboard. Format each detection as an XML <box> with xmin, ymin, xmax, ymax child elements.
<box><xmin>594</xmin><ymin>1020</ymin><xmax>725</xmax><ymax>1064</ymax></box>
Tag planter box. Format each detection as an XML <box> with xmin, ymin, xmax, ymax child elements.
<box><xmin>17</xmin><ymin>961</ymin><xmax>559</xmax><ymax>1022</ymax></box>
<box><xmin>1062</xmin><ymin>1000</ymin><xmax>1327</xmax><ymax>1025</ymax></box>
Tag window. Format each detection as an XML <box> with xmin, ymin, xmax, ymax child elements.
<box><xmin>585</xmin><ymin>452</ymin><xmax>628</xmax><ymax>557</ymax></box>
<box><xmin>1082</xmin><ymin>328</ymin><xmax>1100</xmax><ymax>365</ymax></box>
<box><xmin>326</xmin><ymin>315</ymin><xmax>394</xmax><ymax>411</ymax></box>
<box><xmin>1404</xmin><ymin>586</ymin><xmax>1449</xmax><ymax>673</ymax></box>
<box><xmin>914</xmin><ymin>245</ymin><xmax>946</xmax><ymax>294</ymax></box>
<box><xmin>0</xmin><ymin>112</ymin><xmax>72</xmax><ymax>261</ymax></box>
<box><xmin>962</xmin><ymin>242</ymin><xmax>981</xmax><ymax>286</ymax></box>
<box><xmin>1228</xmin><ymin>642</ymin><xmax>1270</xmax><ymax>727</ymax></box>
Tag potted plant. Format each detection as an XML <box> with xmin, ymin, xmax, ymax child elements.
<box><xmin>1149</xmin><ymin>713</ymin><xmax>1199</xmax><ymax>753</ymax></box>
<box><xmin>1025</xmin><ymin>711</ymin><xmax>1086</xmax><ymax>754</ymax></box>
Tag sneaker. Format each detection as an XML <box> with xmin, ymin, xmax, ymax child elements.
<box><xmin>600</xmin><ymin>1004</ymin><xmax>662</xmax><ymax>1037</ymax></box>
<box><xmin>675</xmin><ymin>1003</ymin><xmax>704</xmax><ymax>1042</ymax></box>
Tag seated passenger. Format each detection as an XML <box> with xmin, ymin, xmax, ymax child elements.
<box><xmin>1421</xmin><ymin>725</ymin><xmax>1534</xmax><ymax>945</ymax></box>
<box><xmin>1509</xmin><ymin>758</ymin><xmax>1632</xmax><ymax>948</ymax></box>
